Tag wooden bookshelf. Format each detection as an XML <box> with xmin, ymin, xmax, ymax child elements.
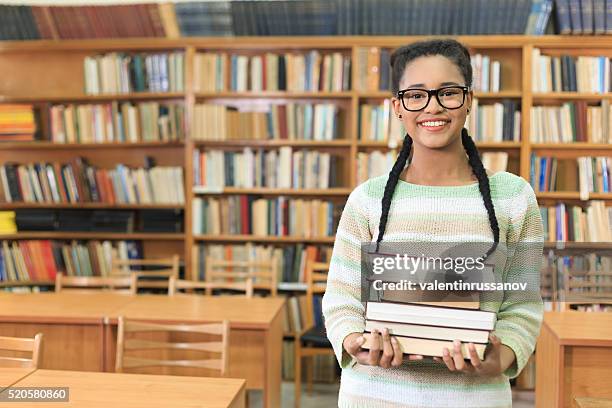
<box><xmin>0</xmin><ymin>35</ymin><xmax>611</xmax><ymax>285</ymax></box>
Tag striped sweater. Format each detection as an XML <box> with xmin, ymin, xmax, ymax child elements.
<box><xmin>322</xmin><ymin>171</ymin><xmax>544</xmax><ymax>408</ymax></box>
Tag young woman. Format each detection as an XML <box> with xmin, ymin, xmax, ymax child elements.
<box><xmin>322</xmin><ymin>39</ymin><xmax>544</xmax><ymax>407</ymax></box>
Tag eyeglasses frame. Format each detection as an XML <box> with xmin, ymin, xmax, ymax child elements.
<box><xmin>396</xmin><ymin>85</ymin><xmax>470</xmax><ymax>112</ymax></box>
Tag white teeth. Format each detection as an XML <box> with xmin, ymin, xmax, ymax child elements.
<box><xmin>420</xmin><ymin>121</ymin><xmax>447</xmax><ymax>127</ymax></box>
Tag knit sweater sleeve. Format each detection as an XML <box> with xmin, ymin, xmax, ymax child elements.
<box><xmin>494</xmin><ymin>180</ymin><xmax>544</xmax><ymax>379</ymax></box>
<box><xmin>322</xmin><ymin>182</ymin><xmax>371</xmax><ymax>368</ymax></box>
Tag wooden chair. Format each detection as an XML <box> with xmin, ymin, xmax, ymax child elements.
<box><xmin>294</xmin><ymin>260</ymin><xmax>334</xmax><ymax>407</ymax></box>
<box><xmin>115</xmin><ymin>316</ymin><xmax>230</xmax><ymax>376</ymax></box>
<box><xmin>0</xmin><ymin>333</ymin><xmax>43</xmax><ymax>368</ymax></box>
<box><xmin>55</xmin><ymin>273</ymin><xmax>135</xmax><ymax>293</ymax></box>
<box><xmin>168</xmin><ymin>276</ymin><xmax>254</xmax><ymax>297</ymax></box>
<box><xmin>111</xmin><ymin>255</ymin><xmax>180</xmax><ymax>293</ymax></box>
<box><xmin>205</xmin><ymin>257</ymin><xmax>278</xmax><ymax>297</ymax></box>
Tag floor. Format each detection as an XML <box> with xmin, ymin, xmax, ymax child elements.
<box><xmin>248</xmin><ymin>382</ymin><xmax>536</xmax><ymax>407</ymax></box>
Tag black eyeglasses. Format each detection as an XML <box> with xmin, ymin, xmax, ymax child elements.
<box><xmin>396</xmin><ymin>85</ymin><xmax>469</xmax><ymax>112</ymax></box>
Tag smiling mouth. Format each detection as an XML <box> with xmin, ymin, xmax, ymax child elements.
<box><xmin>418</xmin><ymin>120</ymin><xmax>451</xmax><ymax>130</ymax></box>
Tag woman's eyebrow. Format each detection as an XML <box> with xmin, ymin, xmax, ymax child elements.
<box><xmin>405</xmin><ymin>81</ymin><xmax>461</xmax><ymax>88</ymax></box>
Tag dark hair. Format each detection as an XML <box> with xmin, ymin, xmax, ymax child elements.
<box><xmin>390</xmin><ymin>38</ymin><xmax>473</xmax><ymax>95</ymax></box>
<box><xmin>376</xmin><ymin>39</ymin><xmax>499</xmax><ymax>258</ymax></box>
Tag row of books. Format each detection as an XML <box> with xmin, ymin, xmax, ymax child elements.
<box><xmin>194</xmin><ymin>51</ymin><xmax>351</xmax><ymax>92</ymax></box>
<box><xmin>0</xmin><ymin>161</ymin><xmax>184</xmax><ymax>205</ymax></box>
<box><xmin>354</xmin><ymin>47</ymin><xmax>391</xmax><ymax>92</ymax></box>
<box><xmin>0</xmin><ymin>4</ymin><xmax>168</xmax><ymax>40</ymax></box>
<box><xmin>191</xmin><ymin>196</ymin><xmax>343</xmax><ymax>237</ymax></box>
<box><xmin>529</xmin><ymin>155</ymin><xmax>612</xmax><ymax>194</ymax></box>
<box><xmin>531</xmin><ymin>50</ymin><xmax>611</xmax><ymax>93</ymax></box>
<box><xmin>176</xmin><ymin>0</ymin><xmax>540</xmax><ymax>36</ymax></box>
<box><xmin>83</xmin><ymin>52</ymin><xmax>185</xmax><ymax>95</ymax></box>
<box><xmin>9</xmin><ymin>209</ymin><xmax>183</xmax><ymax>234</ymax></box>
<box><xmin>554</xmin><ymin>0</ymin><xmax>612</xmax><ymax>35</ymax></box>
<box><xmin>192</xmin><ymin>242</ymin><xmax>331</xmax><ymax>284</ymax></box>
<box><xmin>356</xmin><ymin>151</ymin><xmax>510</xmax><ymax>185</ymax></box>
<box><xmin>540</xmin><ymin>201</ymin><xmax>612</xmax><ymax>242</ymax></box>
<box><xmin>192</xmin><ymin>148</ymin><xmax>342</xmax><ymax>190</ymax></box>
<box><xmin>0</xmin><ymin>104</ymin><xmax>37</xmax><ymax>141</ymax></box>
<box><xmin>0</xmin><ymin>212</ymin><xmax>16</xmax><ymax>234</ymax></box>
<box><xmin>363</xmin><ymin>301</ymin><xmax>495</xmax><ymax>359</ymax></box>
<box><xmin>471</xmin><ymin>54</ymin><xmax>503</xmax><ymax>93</ymax></box>
<box><xmin>192</xmin><ymin>103</ymin><xmax>341</xmax><ymax>141</ymax></box>
<box><xmin>0</xmin><ymin>239</ymin><xmax>145</xmax><ymax>283</ymax></box>
<box><xmin>50</xmin><ymin>102</ymin><xmax>186</xmax><ymax>144</ymax></box>
<box><xmin>529</xmin><ymin>101</ymin><xmax>611</xmax><ymax>143</ymax></box>
<box><xmin>358</xmin><ymin>100</ymin><xmax>405</xmax><ymax>143</ymax></box>
<box><xmin>464</xmin><ymin>99</ymin><xmax>521</xmax><ymax>142</ymax></box>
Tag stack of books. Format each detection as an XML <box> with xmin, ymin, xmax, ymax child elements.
<box><xmin>363</xmin><ymin>301</ymin><xmax>496</xmax><ymax>359</ymax></box>
<box><xmin>0</xmin><ymin>104</ymin><xmax>36</xmax><ymax>142</ymax></box>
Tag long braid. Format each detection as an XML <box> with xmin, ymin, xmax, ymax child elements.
<box><xmin>375</xmin><ymin>133</ymin><xmax>413</xmax><ymax>252</ymax></box>
<box><xmin>375</xmin><ymin>129</ymin><xmax>499</xmax><ymax>258</ymax></box>
<box><xmin>461</xmin><ymin>128</ymin><xmax>500</xmax><ymax>258</ymax></box>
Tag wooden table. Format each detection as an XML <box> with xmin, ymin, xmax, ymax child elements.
<box><xmin>575</xmin><ymin>397</ymin><xmax>612</xmax><ymax>408</ymax></box>
<box><xmin>536</xmin><ymin>312</ymin><xmax>612</xmax><ymax>408</ymax></box>
<box><xmin>0</xmin><ymin>368</ymin><xmax>34</xmax><ymax>392</ymax></box>
<box><xmin>0</xmin><ymin>293</ymin><xmax>285</xmax><ymax>408</ymax></box>
<box><xmin>0</xmin><ymin>369</ymin><xmax>246</xmax><ymax>407</ymax></box>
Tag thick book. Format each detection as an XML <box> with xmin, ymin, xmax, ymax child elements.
<box><xmin>365</xmin><ymin>319</ymin><xmax>489</xmax><ymax>344</ymax></box>
<box><xmin>366</xmin><ymin>301</ymin><xmax>497</xmax><ymax>331</ymax></box>
<box><xmin>362</xmin><ymin>332</ymin><xmax>486</xmax><ymax>359</ymax></box>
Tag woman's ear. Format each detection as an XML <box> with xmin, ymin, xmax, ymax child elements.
<box><xmin>466</xmin><ymin>90</ymin><xmax>474</xmax><ymax>114</ymax></box>
<box><xmin>391</xmin><ymin>97</ymin><xmax>403</xmax><ymax>119</ymax></box>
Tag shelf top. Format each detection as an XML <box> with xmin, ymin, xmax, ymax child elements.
<box><xmin>0</xmin><ymin>141</ymin><xmax>185</xmax><ymax>150</ymax></box>
<box><xmin>0</xmin><ymin>93</ymin><xmax>185</xmax><ymax>103</ymax></box>
<box><xmin>0</xmin><ymin>232</ymin><xmax>185</xmax><ymax>241</ymax></box>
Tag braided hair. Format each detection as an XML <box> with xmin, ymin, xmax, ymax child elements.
<box><xmin>375</xmin><ymin>39</ymin><xmax>499</xmax><ymax>258</ymax></box>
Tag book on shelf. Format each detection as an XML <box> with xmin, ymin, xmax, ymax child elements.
<box><xmin>358</xmin><ymin>100</ymin><xmax>405</xmax><ymax>144</ymax></box>
<box><xmin>191</xmin><ymin>242</ymin><xmax>332</xmax><ymax>284</ymax></box>
<box><xmin>0</xmin><ymin>239</ymin><xmax>149</xmax><ymax>282</ymax></box>
<box><xmin>192</xmin><ymin>103</ymin><xmax>342</xmax><ymax>141</ymax></box>
<box><xmin>529</xmin><ymin>155</ymin><xmax>612</xmax><ymax>196</ymax></box>
<box><xmin>0</xmin><ymin>160</ymin><xmax>184</xmax><ymax>205</ymax></box>
<box><xmin>194</xmin><ymin>50</ymin><xmax>350</xmax><ymax>92</ymax></box>
<box><xmin>354</xmin><ymin>47</ymin><xmax>391</xmax><ymax>91</ymax></box>
<box><xmin>530</xmin><ymin>100</ymin><xmax>611</xmax><ymax>143</ymax></box>
<box><xmin>50</xmin><ymin>102</ymin><xmax>186</xmax><ymax>143</ymax></box>
<box><xmin>0</xmin><ymin>104</ymin><xmax>37</xmax><ymax>142</ymax></box>
<box><xmin>192</xmin><ymin>196</ymin><xmax>343</xmax><ymax>238</ymax></box>
<box><xmin>465</xmin><ymin>99</ymin><xmax>521</xmax><ymax>142</ymax></box>
<box><xmin>193</xmin><ymin>148</ymin><xmax>342</xmax><ymax>190</ymax></box>
<box><xmin>470</xmin><ymin>53</ymin><xmax>502</xmax><ymax>93</ymax></box>
<box><xmin>362</xmin><ymin>301</ymin><xmax>495</xmax><ymax>359</ymax></box>
<box><xmin>0</xmin><ymin>211</ymin><xmax>16</xmax><ymax>234</ymax></box>
<box><xmin>531</xmin><ymin>49</ymin><xmax>611</xmax><ymax>93</ymax></box>
<box><xmin>356</xmin><ymin>151</ymin><xmax>397</xmax><ymax>185</ymax></box>
<box><xmin>540</xmin><ymin>201</ymin><xmax>612</xmax><ymax>242</ymax></box>
<box><xmin>83</xmin><ymin>51</ymin><xmax>184</xmax><ymax>95</ymax></box>
<box><xmin>176</xmin><ymin>1</ymin><xmax>232</xmax><ymax>37</ymax></box>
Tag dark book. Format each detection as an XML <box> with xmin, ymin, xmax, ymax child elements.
<box><xmin>15</xmin><ymin>209</ymin><xmax>56</xmax><ymax>231</ymax></box>
<box><xmin>57</xmin><ymin>210</ymin><xmax>93</xmax><ymax>232</ymax></box>
<box><xmin>569</xmin><ymin>0</ymin><xmax>582</xmax><ymax>33</ymax></box>
<box><xmin>607</xmin><ymin>0</ymin><xmax>612</xmax><ymax>34</ymax></box>
<box><xmin>593</xmin><ymin>0</ymin><xmax>606</xmax><ymax>33</ymax></box>
<box><xmin>554</xmin><ymin>0</ymin><xmax>573</xmax><ymax>33</ymax></box>
<box><xmin>581</xmin><ymin>0</ymin><xmax>594</xmax><ymax>34</ymax></box>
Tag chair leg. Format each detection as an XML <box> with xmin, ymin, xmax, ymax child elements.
<box><xmin>294</xmin><ymin>341</ymin><xmax>301</xmax><ymax>408</ymax></box>
<box><xmin>305</xmin><ymin>354</ymin><xmax>314</xmax><ymax>395</ymax></box>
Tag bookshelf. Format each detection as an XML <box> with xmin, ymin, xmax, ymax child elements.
<box><xmin>0</xmin><ymin>35</ymin><xmax>611</xmax><ymax>289</ymax></box>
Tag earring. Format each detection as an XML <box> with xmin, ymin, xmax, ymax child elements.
<box><xmin>398</xmin><ymin>114</ymin><xmax>402</xmax><ymax>119</ymax></box>
<box><xmin>467</xmin><ymin>109</ymin><xmax>470</xmax><ymax>114</ymax></box>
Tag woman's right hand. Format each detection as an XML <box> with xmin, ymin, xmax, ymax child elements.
<box><xmin>343</xmin><ymin>328</ymin><xmax>423</xmax><ymax>368</ymax></box>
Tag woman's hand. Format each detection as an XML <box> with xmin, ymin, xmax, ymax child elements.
<box><xmin>435</xmin><ymin>334</ymin><xmax>516</xmax><ymax>376</ymax></box>
<box><xmin>343</xmin><ymin>328</ymin><xmax>423</xmax><ymax>368</ymax></box>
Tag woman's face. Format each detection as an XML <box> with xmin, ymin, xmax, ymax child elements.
<box><xmin>392</xmin><ymin>55</ymin><xmax>472</xmax><ymax>149</ymax></box>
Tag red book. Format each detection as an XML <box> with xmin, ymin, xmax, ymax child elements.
<box><xmin>240</xmin><ymin>195</ymin><xmax>249</xmax><ymax>234</ymax></box>
<box><xmin>147</xmin><ymin>4</ymin><xmax>166</xmax><ymax>37</ymax></box>
<box><xmin>135</xmin><ymin>4</ymin><xmax>154</xmax><ymax>37</ymax></box>
<box><xmin>40</xmin><ymin>241</ymin><xmax>58</xmax><ymax>280</ymax></box>
<box><xmin>94</xmin><ymin>170</ymin><xmax>107</xmax><ymax>203</ymax></box>
<box><xmin>278</xmin><ymin>105</ymin><xmax>288</xmax><ymax>139</ymax></box>
<box><xmin>52</xmin><ymin>162</ymin><xmax>68</xmax><ymax>203</ymax></box>
<box><xmin>19</xmin><ymin>241</ymin><xmax>38</xmax><ymax>281</ymax></box>
<box><xmin>31</xmin><ymin>6</ymin><xmax>56</xmax><ymax>39</ymax></box>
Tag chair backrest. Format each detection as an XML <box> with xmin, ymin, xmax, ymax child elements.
<box><xmin>55</xmin><ymin>272</ymin><xmax>135</xmax><ymax>294</ymax></box>
<box><xmin>168</xmin><ymin>277</ymin><xmax>254</xmax><ymax>298</ymax></box>
<box><xmin>304</xmin><ymin>260</ymin><xmax>330</xmax><ymax>330</ymax></box>
<box><xmin>0</xmin><ymin>333</ymin><xmax>43</xmax><ymax>369</ymax></box>
<box><xmin>111</xmin><ymin>255</ymin><xmax>180</xmax><ymax>293</ymax></box>
<box><xmin>115</xmin><ymin>317</ymin><xmax>230</xmax><ymax>376</ymax></box>
<box><xmin>205</xmin><ymin>257</ymin><xmax>277</xmax><ymax>296</ymax></box>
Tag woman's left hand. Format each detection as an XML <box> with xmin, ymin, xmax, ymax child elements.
<box><xmin>434</xmin><ymin>334</ymin><xmax>516</xmax><ymax>376</ymax></box>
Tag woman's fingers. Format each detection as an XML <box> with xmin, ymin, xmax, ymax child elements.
<box><xmin>442</xmin><ymin>347</ymin><xmax>456</xmax><ymax>371</ymax></box>
<box><xmin>367</xmin><ymin>330</ymin><xmax>381</xmax><ymax>366</ymax></box>
<box><xmin>391</xmin><ymin>337</ymin><xmax>403</xmax><ymax>367</ymax></box>
<box><xmin>379</xmin><ymin>328</ymin><xmax>394</xmax><ymax>368</ymax></box>
<box><xmin>468</xmin><ymin>343</ymin><xmax>482</xmax><ymax>368</ymax></box>
<box><xmin>452</xmin><ymin>340</ymin><xmax>466</xmax><ymax>370</ymax></box>
<box><xmin>346</xmin><ymin>335</ymin><xmax>365</xmax><ymax>356</ymax></box>
<box><xmin>407</xmin><ymin>354</ymin><xmax>424</xmax><ymax>361</ymax></box>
